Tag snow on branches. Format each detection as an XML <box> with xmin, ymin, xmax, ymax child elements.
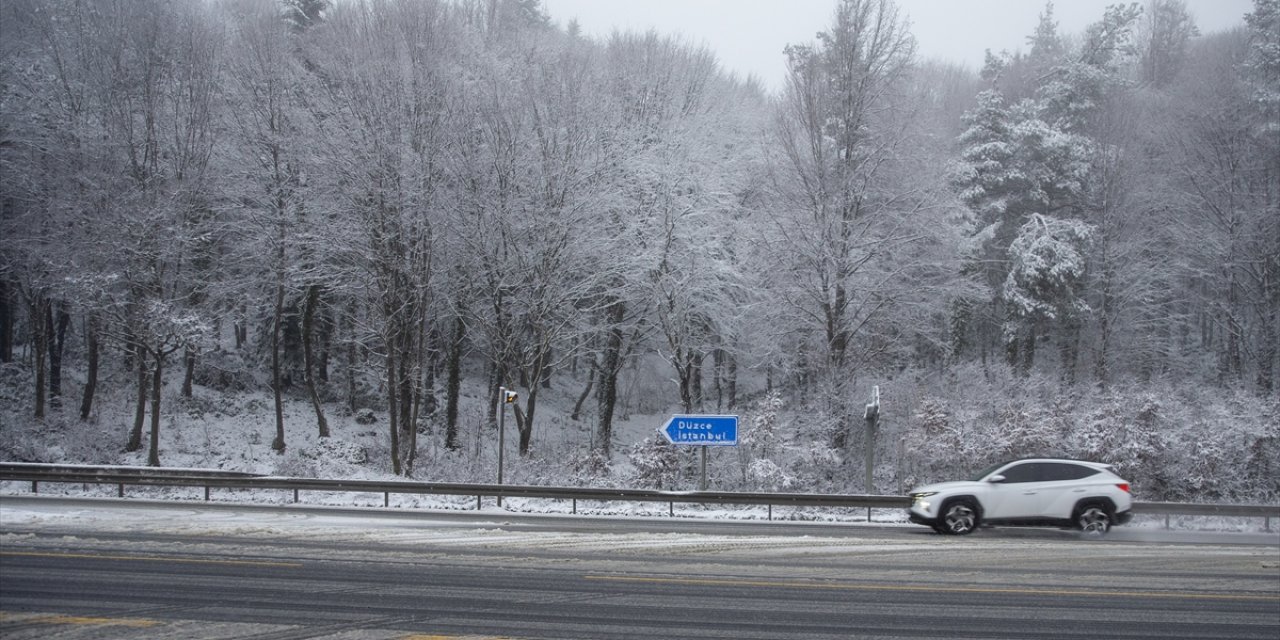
<box><xmin>1002</xmin><ymin>213</ymin><xmax>1095</xmax><ymax>321</ymax></box>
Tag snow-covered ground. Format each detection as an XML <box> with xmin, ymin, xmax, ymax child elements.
<box><xmin>1</xmin><ymin>360</ymin><xmax>1276</xmax><ymax>533</ymax></box>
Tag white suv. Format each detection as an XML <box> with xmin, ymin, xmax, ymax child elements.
<box><xmin>907</xmin><ymin>458</ymin><xmax>1133</xmax><ymax>535</ymax></box>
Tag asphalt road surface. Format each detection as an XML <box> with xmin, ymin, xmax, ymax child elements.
<box><xmin>1</xmin><ymin>496</ymin><xmax>1277</xmax><ymax>639</ymax></box>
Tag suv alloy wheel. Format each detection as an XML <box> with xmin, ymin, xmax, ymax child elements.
<box><xmin>1075</xmin><ymin>502</ymin><xmax>1113</xmax><ymax>535</ymax></box>
<box><xmin>942</xmin><ymin>499</ymin><xmax>978</xmax><ymax>535</ymax></box>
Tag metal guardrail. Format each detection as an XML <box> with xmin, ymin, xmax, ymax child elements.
<box><xmin>1</xmin><ymin>462</ymin><xmax>1275</xmax><ymax>529</ymax></box>
<box><xmin>0</xmin><ymin>463</ymin><xmax>905</xmax><ymax>518</ymax></box>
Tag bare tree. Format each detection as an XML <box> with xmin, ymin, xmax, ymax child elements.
<box><xmin>310</xmin><ymin>0</ymin><xmax>454</xmax><ymax>475</ymax></box>
<box><xmin>769</xmin><ymin>0</ymin><xmax>916</xmax><ymax>446</ymax></box>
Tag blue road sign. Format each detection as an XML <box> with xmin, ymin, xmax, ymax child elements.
<box><xmin>660</xmin><ymin>415</ymin><xmax>738</xmax><ymax>446</ymax></box>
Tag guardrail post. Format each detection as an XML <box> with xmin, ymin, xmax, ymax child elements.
<box><xmin>1266</xmin><ymin>516</ymin><xmax>1271</xmax><ymax>532</ymax></box>
<box><xmin>118</xmin><ymin>483</ymin><xmax>124</xmax><ymax>498</ymax></box>
<box><xmin>294</xmin><ymin>489</ymin><xmax>299</xmax><ymax>504</ymax></box>
<box><xmin>31</xmin><ymin>480</ymin><xmax>37</xmax><ymax>493</ymax></box>
<box><xmin>669</xmin><ymin>501</ymin><xmax>674</xmax><ymax>517</ymax></box>
<box><xmin>477</xmin><ymin>495</ymin><xmax>482</xmax><ymax>510</ymax></box>
<box><xmin>383</xmin><ymin>492</ymin><xmax>388</xmax><ymax>508</ymax></box>
<box><xmin>768</xmin><ymin>505</ymin><xmax>772</xmax><ymax>521</ymax></box>
<box><xmin>572</xmin><ymin>499</ymin><xmax>577</xmax><ymax>515</ymax></box>
<box><xmin>204</xmin><ymin>486</ymin><xmax>210</xmax><ymax>501</ymax></box>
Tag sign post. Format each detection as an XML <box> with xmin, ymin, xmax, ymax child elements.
<box><xmin>658</xmin><ymin>414</ymin><xmax>739</xmax><ymax>490</ymax></box>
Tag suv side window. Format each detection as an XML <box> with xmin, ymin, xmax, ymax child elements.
<box><xmin>1042</xmin><ymin>462</ymin><xmax>1100</xmax><ymax>481</ymax></box>
<box><xmin>999</xmin><ymin>463</ymin><xmax>1042</xmax><ymax>483</ymax></box>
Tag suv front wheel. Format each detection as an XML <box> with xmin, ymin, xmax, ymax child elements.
<box><xmin>1075</xmin><ymin>502</ymin><xmax>1113</xmax><ymax>536</ymax></box>
<box><xmin>941</xmin><ymin>499</ymin><xmax>979</xmax><ymax>535</ymax></box>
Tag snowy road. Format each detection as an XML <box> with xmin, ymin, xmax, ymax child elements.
<box><xmin>1</xmin><ymin>496</ymin><xmax>1278</xmax><ymax>639</ymax></box>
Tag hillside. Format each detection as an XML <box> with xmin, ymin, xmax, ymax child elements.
<box><xmin>2</xmin><ymin>355</ymin><xmax>1276</xmax><ymax>510</ymax></box>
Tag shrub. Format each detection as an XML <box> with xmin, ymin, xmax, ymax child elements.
<box><xmin>626</xmin><ymin>434</ymin><xmax>681</xmax><ymax>489</ymax></box>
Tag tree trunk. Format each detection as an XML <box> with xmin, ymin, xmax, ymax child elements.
<box><xmin>724</xmin><ymin>352</ymin><xmax>737</xmax><ymax>412</ymax></box>
<box><xmin>519</xmin><ymin>386</ymin><xmax>537</xmax><ymax>456</ymax></box>
<box><xmin>0</xmin><ymin>279</ymin><xmax>12</xmax><ymax>362</ymax></box>
<box><xmin>1059</xmin><ymin>317</ymin><xmax>1080</xmax><ymax>386</ymax></box>
<box><xmin>444</xmin><ymin>314</ymin><xmax>464</xmax><ymax>450</ymax></box>
<box><xmin>181</xmin><ymin>347</ymin><xmax>196</xmax><ymax>398</ymax></box>
<box><xmin>317</xmin><ymin>303</ymin><xmax>331</xmax><ymax>383</ymax></box>
<box><xmin>677</xmin><ymin>353</ymin><xmax>697</xmax><ymax>414</ymax></box>
<box><xmin>713</xmin><ymin>345</ymin><xmax>725</xmax><ymax>412</ymax></box>
<box><xmin>1022</xmin><ymin>321</ymin><xmax>1037</xmax><ymax>376</ymax></box>
<box><xmin>79</xmin><ymin>315</ymin><xmax>99</xmax><ymax>421</ymax></box>
<box><xmin>271</xmin><ymin>281</ymin><xmax>286</xmax><ymax>454</ymax></box>
<box><xmin>148</xmin><ymin>349</ymin><xmax>163</xmax><ymax>467</ymax></box>
<box><xmin>1256</xmin><ymin>255</ymin><xmax>1277</xmax><ymax>395</ymax></box>
<box><xmin>1222</xmin><ymin>276</ymin><xmax>1243</xmax><ymax>382</ymax></box>
<box><xmin>387</xmin><ymin>347</ymin><xmax>402</xmax><ymax>476</ymax></box>
<box><xmin>518</xmin><ymin>354</ymin><xmax>548</xmax><ymax>456</ymax></box>
<box><xmin>234</xmin><ymin>304</ymin><xmax>247</xmax><ymax>350</ymax></box>
<box><xmin>46</xmin><ymin>303</ymin><xmax>70</xmax><ymax>407</ymax></box>
<box><xmin>346</xmin><ymin>301</ymin><xmax>358</xmax><ymax>415</ymax></box>
<box><xmin>31</xmin><ymin>297</ymin><xmax>48</xmax><ymax>419</ymax></box>
<box><xmin>128</xmin><ymin>341</ymin><xmax>147</xmax><ymax>452</ymax></box>
<box><xmin>396</xmin><ymin>329</ymin><xmax>415</xmax><ymax>476</ymax></box>
<box><xmin>690</xmin><ymin>352</ymin><xmax>704</xmax><ymax>411</ymax></box>
<box><xmin>486</xmin><ymin>359</ymin><xmax>500</xmax><ymax>431</ymax></box>
<box><xmin>540</xmin><ymin>348</ymin><xmax>552</xmax><ymax>390</ymax></box>
<box><xmin>302</xmin><ymin>284</ymin><xmax>329</xmax><ymax>438</ymax></box>
<box><xmin>571</xmin><ymin>362</ymin><xmax>595</xmax><ymax>422</ymax></box>
<box><xmin>595</xmin><ymin>300</ymin><xmax>625</xmax><ymax>458</ymax></box>
<box><xmin>1094</xmin><ymin>276</ymin><xmax>1114</xmax><ymax>389</ymax></box>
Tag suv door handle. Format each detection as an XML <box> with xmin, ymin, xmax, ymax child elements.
<box><xmin>1022</xmin><ymin>491</ymin><xmax>1037</xmax><ymax>495</ymax></box>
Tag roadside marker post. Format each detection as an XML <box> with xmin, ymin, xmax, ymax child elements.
<box><xmin>497</xmin><ymin>387</ymin><xmax>518</xmax><ymax>507</ymax></box>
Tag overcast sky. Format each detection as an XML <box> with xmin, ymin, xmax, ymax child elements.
<box><xmin>540</xmin><ymin>0</ymin><xmax>1257</xmax><ymax>93</ymax></box>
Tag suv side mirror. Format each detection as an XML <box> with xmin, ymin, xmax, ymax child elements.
<box><xmin>988</xmin><ymin>474</ymin><xmax>1006</xmax><ymax>483</ymax></box>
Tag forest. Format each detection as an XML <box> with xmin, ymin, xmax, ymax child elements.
<box><xmin>0</xmin><ymin>0</ymin><xmax>1277</xmax><ymax>504</ymax></box>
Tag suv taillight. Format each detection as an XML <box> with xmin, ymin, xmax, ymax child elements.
<box><xmin>1116</xmin><ymin>483</ymin><xmax>1130</xmax><ymax>493</ymax></box>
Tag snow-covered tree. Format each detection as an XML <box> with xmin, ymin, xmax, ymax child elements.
<box><xmin>1136</xmin><ymin>0</ymin><xmax>1199</xmax><ymax>89</ymax></box>
<box><xmin>768</xmin><ymin>0</ymin><xmax>919</xmax><ymax>449</ymax></box>
<box><xmin>1002</xmin><ymin>213</ymin><xmax>1095</xmax><ymax>377</ymax></box>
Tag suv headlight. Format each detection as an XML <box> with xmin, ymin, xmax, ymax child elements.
<box><xmin>910</xmin><ymin>491</ymin><xmax>937</xmax><ymax>511</ymax></box>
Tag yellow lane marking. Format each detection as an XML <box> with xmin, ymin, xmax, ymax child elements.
<box><xmin>0</xmin><ymin>550</ymin><xmax>302</xmax><ymax>568</ymax></box>
<box><xmin>584</xmin><ymin>575</ymin><xmax>1280</xmax><ymax>602</ymax></box>
<box><xmin>0</xmin><ymin>612</ymin><xmax>159</xmax><ymax>627</ymax></box>
<box><xmin>400</xmin><ymin>636</ymin><xmax>513</xmax><ymax>640</ymax></box>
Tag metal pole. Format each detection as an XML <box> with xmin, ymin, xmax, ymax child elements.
<box><xmin>497</xmin><ymin>386</ymin><xmax>506</xmax><ymax>508</ymax></box>
<box><xmin>699</xmin><ymin>448</ymin><xmax>708</xmax><ymax>491</ymax></box>
<box><xmin>865</xmin><ymin>386</ymin><xmax>880</xmax><ymax>495</ymax></box>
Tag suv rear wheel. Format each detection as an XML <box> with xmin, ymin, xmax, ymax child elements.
<box><xmin>1075</xmin><ymin>502</ymin><xmax>1113</xmax><ymax>536</ymax></box>
<box><xmin>941</xmin><ymin>499</ymin><xmax>979</xmax><ymax>535</ymax></box>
